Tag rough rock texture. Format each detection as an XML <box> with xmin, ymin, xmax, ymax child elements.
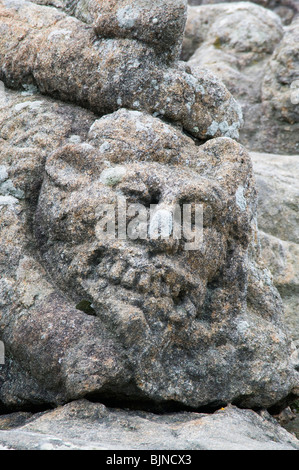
<box><xmin>182</xmin><ymin>3</ymin><xmax>299</xmax><ymax>154</ymax></box>
<box><xmin>90</xmin><ymin>0</ymin><xmax>188</xmax><ymax>62</ymax></box>
<box><xmin>260</xmin><ymin>18</ymin><xmax>299</xmax><ymax>154</ymax></box>
<box><xmin>0</xmin><ymin>80</ymin><xmax>298</xmax><ymax>411</ymax></box>
<box><xmin>188</xmin><ymin>0</ymin><xmax>299</xmax><ymax>25</ymax></box>
<box><xmin>251</xmin><ymin>152</ymin><xmax>299</xmax><ymax>348</ymax></box>
<box><xmin>31</xmin><ymin>0</ymin><xmax>188</xmax><ymax>62</ymax></box>
<box><xmin>0</xmin><ymin>0</ymin><xmax>243</xmax><ymax>142</ymax></box>
<box><xmin>0</xmin><ymin>83</ymin><xmax>111</xmax><ymax>408</ymax></box>
<box><xmin>0</xmin><ymin>400</ymin><xmax>299</xmax><ymax>450</ymax></box>
<box><xmin>0</xmin><ymin>0</ymin><xmax>298</xmax><ymax>426</ymax></box>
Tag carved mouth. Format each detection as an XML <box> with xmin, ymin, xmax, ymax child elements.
<box><xmin>72</xmin><ymin>243</ymin><xmax>206</xmax><ymax>320</ymax></box>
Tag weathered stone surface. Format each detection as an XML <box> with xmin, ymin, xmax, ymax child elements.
<box><xmin>0</xmin><ymin>400</ymin><xmax>299</xmax><ymax>450</ymax></box>
<box><xmin>258</xmin><ymin>231</ymin><xmax>299</xmax><ymax>345</ymax></box>
<box><xmin>187</xmin><ymin>0</ymin><xmax>299</xmax><ymax>25</ymax></box>
<box><xmin>251</xmin><ymin>153</ymin><xmax>299</xmax><ymax>245</ymax></box>
<box><xmin>183</xmin><ymin>3</ymin><xmax>299</xmax><ymax>154</ymax></box>
<box><xmin>0</xmin><ymin>0</ymin><xmax>298</xmax><ymax>418</ymax></box>
<box><xmin>251</xmin><ymin>152</ymin><xmax>299</xmax><ymax>347</ymax></box>
<box><xmin>0</xmin><ymin>83</ymin><xmax>126</xmax><ymax>408</ymax></box>
<box><xmin>0</xmin><ymin>80</ymin><xmax>298</xmax><ymax>411</ymax></box>
<box><xmin>31</xmin><ymin>0</ymin><xmax>188</xmax><ymax>62</ymax></box>
<box><xmin>0</xmin><ymin>0</ymin><xmax>243</xmax><ymax>142</ymax></box>
<box><xmin>91</xmin><ymin>0</ymin><xmax>188</xmax><ymax>62</ymax></box>
<box><xmin>183</xmin><ymin>2</ymin><xmax>284</xmax><ymax>61</ymax></box>
<box><xmin>260</xmin><ymin>18</ymin><xmax>299</xmax><ymax>154</ymax></box>
<box><xmin>182</xmin><ymin>2</ymin><xmax>292</xmax><ymax>153</ymax></box>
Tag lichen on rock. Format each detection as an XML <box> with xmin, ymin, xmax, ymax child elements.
<box><xmin>0</xmin><ymin>0</ymin><xmax>243</xmax><ymax>141</ymax></box>
<box><xmin>182</xmin><ymin>2</ymin><xmax>299</xmax><ymax>154</ymax></box>
<box><xmin>0</xmin><ymin>0</ymin><xmax>298</xmax><ymax>415</ymax></box>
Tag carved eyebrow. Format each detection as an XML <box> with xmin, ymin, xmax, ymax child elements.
<box><xmin>44</xmin><ymin>142</ymin><xmax>111</xmax><ymax>186</ymax></box>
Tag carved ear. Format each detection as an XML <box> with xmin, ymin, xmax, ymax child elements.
<box><xmin>197</xmin><ymin>137</ymin><xmax>254</xmax><ymax>197</ymax></box>
<box><xmin>45</xmin><ymin>143</ymin><xmax>104</xmax><ymax>189</ymax></box>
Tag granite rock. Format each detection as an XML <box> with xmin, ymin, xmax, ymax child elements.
<box><xmin>0</xmin><ymin>0</ymin><xmax>243</xmax><ymax>141</ymax></box>
<box><xmin>0</xmin><ymin>400</ymin><xmax>299</xmax><ymax>450</ymax></box>
<box><xmin>90</xmin><ymin>0</ymin><xmax>188</xmax><ymax>63</ymax></box>
<box><xmin>31</xmin><ymin>0</ymin><xmax>188</xmax><ymax>62</ymax></box>
<box><xmin>0</xmin><ymin>0</ymin><xmax>298</xmax><ymax>416</ymax></box>
<box><xmin>187</xmin><ymin>0</ymin><xmax>299</xmax><ymax>25</ymax></box>
<box><xmin>0</xmin><ymin>83</ymin><xmax>298</xmax><ymax>411</ymax></box>
<box><xmin>260</xmin><ymin>18</ymin><xmax>299</xmax><ymax>154</ymax></box>
<box><xmin>251</xmin><ymin>152</ymin><xmax>299</xmax><ymax>348</ymax></box>
<box><xmin>183</xmin><ymin>3</ymin><xmax>299</xmax><ymax>154</ymax></box>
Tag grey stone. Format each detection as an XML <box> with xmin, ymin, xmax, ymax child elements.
<box><xmin>0</xmin><ymin>87</ymin><xmax>298</xmax><ymax>411</ymax></box>
<box><xmin>0</xmin><ymin>400</ymin><xmax>299</xmax><ymax>450</ymax></box>
<box><xmin>0</xmin><ymin>0</ymin><xmax>243</xmax><ymax>142</ymax></box>
<box><xmin>251</xmin><ymin>152</ymin><xmax>299</xmax><ymax>348</ymax></box>
<box><xmin>31</xmin><ymin>0</ymin><xmax>188</xmax><ymax>61</ymax></box>
<box><xmin>260</xmin><ymin>18</ymin><xmax>299</xmax><ymax>154</ymax></box>
<box><xmin>90</xmin><ymin>0</ymin><xmax>188</xmax><ymax>63</ymax></box>
<box><xmin>182</xmin><ymin>2</ymin><xmax>299</xmax><ymax>154</ymax></box>
<box><xmin>251</xmin><ymin>152</ymin><xmax>299</xmax><ymax>244</ymax></box>
<box><xmin>0</xmin><ymin>1</ymin><xmax>298</xmax><ymax>416</ymax></box>
<box><xmin>187</xmin><ymin>0</ymin><xmax>299</xmax><ymax>25</ymax></box>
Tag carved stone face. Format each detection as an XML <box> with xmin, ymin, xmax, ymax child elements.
<box><xmin>35</xmin><ymin>114</ymin><xmax>252</xmax><ymax>332</ymax></box>
<box><xmin>34</xmin><ymin>110</ymin><xmax>284</xmax><ymax>407</ymax></box>
<box><xmin>37</xmin><ymin>160</ymin><xmax>225</xmax><ymax>317</ymax></box>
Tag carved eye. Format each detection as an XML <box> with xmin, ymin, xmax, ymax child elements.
<box><xmin>125</xmin><ymin>188</ymin><xmax>162</xmax><ymax>208</ymax></box>
<box><xmin>118</xmin><ymin>175</ymin><xmax>162</xmax><ymax>209</ymax></box>
<box><xmin>45</xmin><ymin>144</ymin><xmax>97</xmax><ymax>190</ymax></box>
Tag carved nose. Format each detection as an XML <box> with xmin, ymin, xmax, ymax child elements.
<box><xmin>149</xmin><ymin>207</ymin><xmax>173</xmax><ymax>240</ymax></box>
<box><xmin>147</xmin><ymin>203</ymin><xmax>181</xmax><ymax>253</ymax></box>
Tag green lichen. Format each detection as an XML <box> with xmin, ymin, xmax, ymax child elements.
<box><xmin>213</xmin><ymin>37</ymin><xmax>222</xmax><ymax>49</ymax></box>
<box><xmin>291</xmin><ymin>400</ymin><xmax>299</xmax><ymax>413</ymax></box>
<box><xmin>76</xmin><ymin>299</ymin><xmax>96</xmax><ymax>316</ymax></box>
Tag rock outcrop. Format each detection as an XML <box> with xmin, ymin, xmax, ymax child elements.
<box><xmin>0</xmin><ymin>400</ymin><xmax>299</xmax><ymax>450</ymax></box>
<box><xmin>0</xmin><ymin>0</ymin><xmax>298</xmax><ymax>420</ymax></box>
<box><xmin>260</xmin><ymin>18</ymin><xmax>299</xmax><ymax>154</ymax></box>
<box><xmin>31</xmin><ymin>0</ymin><xmax>188</xmax><ymax>62</ymax></box>
<box><xmin>251</xmin><ymin>152</ymin><xmax>299</xmax><ymax>348</ymax></box>
<box><xmin>0</xmin><ymin>0</ymin><xmax>243</xmax><ymax>142</ymax></box>
<box><xmin>187</xmin><ymin>0</ymin><xmax>299</xmax><ymax>25</ymax></box>
<box><xmin>183</xmin><ymin>2</ymin><xmax>299</xmax><ymax>154</ymax></box>
<box><xmin>0</xmin><ymin>81</ymin><xmax>298</xmax><ymax>412</ymax></box>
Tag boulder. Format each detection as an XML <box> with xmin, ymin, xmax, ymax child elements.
<box><xmin>260</xmin><ymin>18</ymin><xmax>299</xmax><ymax>154</ymax></box>
<box><xmin>0</xmin><ymin>81</ymin><xmax>298</xmax><ymax>411</ymax></box>
<box><xmin>90</xmin><ymin>0</ymin><xmax>188</xmax><ymax>62</ymax></box>
<box><xmin>251</xmin><ymin>153</ymin><xmax>299</xmax><ymax>244</ymax></box>
<box><xmin>251</xmin><ymin>152</ymin><xmax>299</xmax><ymax>347</ymax></box>
<box><xmin>187</xmin><ymin>0</ymin><xmax>299</xmax><ymax>25</ymax></box>
<box><xmin>0</xmin><ymin>0</ymin><xmax>298</xmax><ymax>414</ymax></box>
<box><xmin>183</xmin><ymin>2</ymin><xmax>284</xmax><ymax>60</ymax></box>
<box><xmin>31</xmin><ymin>0</ymin><xmax>188</xmax><ymax>62</ymax></box>
<box><xmin>0</xmin><ymin>0</ymin><xmax>243</xmax><ymax>141</ymax></box>
<box><xmin>0</xmin><ymin>400</ymin><xmax>298</xmax><ymax>450</ymax></box>
<box><xmin>182</xmin><ymin>3</ymin><xmax>299</xmax><ymax>154</ymax></box>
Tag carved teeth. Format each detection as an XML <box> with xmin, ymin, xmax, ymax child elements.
<box><xmin>94</xmin><ymin>255</ymin><xmax>199</xmax><ymax>306</ymax></box>
<box><xmin>138</xmin><ymin>272</ymin><xmax>152</xmax><ymax>293</ymax></box>
<box><xmin>121</xmin><ymin>267</ymin><xmax>137</xmax><ymax>288</ymax></box>
<box><xmin>109</xmin><ymin>260</ymin><xmax>127</xmax><ymax>283</ymax></box>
